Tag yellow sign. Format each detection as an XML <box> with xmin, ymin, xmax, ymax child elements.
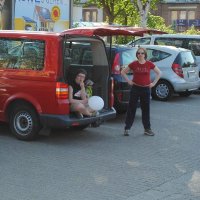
<box><xmin>51</xmin><ymin>6</ymin><xmax>60</xmax><ymax>22</ymax></box>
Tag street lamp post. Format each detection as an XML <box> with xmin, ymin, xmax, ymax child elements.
<box><xmin>69</xmin><ymin>0</ymin><xmax>73</xmax><ymax>29</ymax></box>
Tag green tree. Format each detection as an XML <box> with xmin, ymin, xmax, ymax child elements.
<box><xmin>114</xmin><ymin>2</ymin><xmax>139</xmax><ymax>26</ymax></box>
<box><xmin>147</xmin><ymin>13</ymin><xmax>175</xmax><ymax>33</ymax></box>
<box><xmin>130</xmin><ymin>0</ymin><xmax>159</xmax><ymax>27</ymax></box>
<box><xmin>183</xmin><ymin>25</ymin><xmax>200</xmax><ymax>35</ymax></box>
<box><xmin>73</xmin><ymin>0</ymin><xmax>81</xmax><ymax>4</ymax></box>
<box><xmin>87</xmin><ymin>0</ymin><xmax>136</xmax><ymax>24</ymax></box>
<box><xmin>87</xmin><ymin>0</ymin><xmax>160</xmax><ymax>27</ymax></box>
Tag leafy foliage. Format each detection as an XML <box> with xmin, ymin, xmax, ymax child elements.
<box><xmin>86</xmin><ymin>0</ymin><xmax>138</xmax><ymax>24</ymax></box>
<box><xmin>74</xmin><ymin>0</ymin><xmax>199</xmax><ymax>35</ymax></box>
<box><xmin>183</xmin><ymin>26</ymin><xmax>200</xmax><ymax>35</ymax></box>
<box><xmin>73</xmin><ymin>0</ymin><xmax>81</xmax><ymax>4</ymax></box>
<box><xmin>147</xmin><ymin>13</ymin><xmax>175</xmax><ymax>33</ymax></box>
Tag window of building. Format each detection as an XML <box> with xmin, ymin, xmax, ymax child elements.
<box><xmin>188</xmin><ymin>11</ymin><xmax>195</xmax><ymax>20</ymax></box>
<box><xmin>171</xmin><ymin>10</ymin><xmax>178</xmax><ymax>23</ymax></box>
<box><xmin>83</xmin><ymin>9</ymin><xmax>98</xmax><ymax>22</ymax></box>
<box><xmin>180</xmin><ymin>11</ymin><xmax>186</xmax><ymax>19</ymax></box>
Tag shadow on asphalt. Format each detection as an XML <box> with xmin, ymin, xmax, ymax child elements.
<box><xmin>151</xmin><ymin>92</ymin><xmax>200</xmax><ymax>104</ymax></box>
<box><xmin>0</xmin><ymin>123</ymin><xmax>116</xmax><ymax>143</ymax></box>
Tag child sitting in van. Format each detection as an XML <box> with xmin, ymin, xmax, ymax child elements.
<box><xmin>68</xmin><ymin>69</ymin><xmax>96</xmax><ymax>118</ymax></box>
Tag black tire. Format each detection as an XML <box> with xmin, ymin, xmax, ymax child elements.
<box><xmin>178</xmin><ymin>91</ymin><xmax>192</xmax><ymax>97</ymax></box>
<box><xmin>9</xmin><ymin>104</ymin><xmax>41</xmax><ymax>140</ymax></box>
<box><xmin>152</xmin><ymin>80</ymin><xmax>173</xmax><ymax>101</ymax></box>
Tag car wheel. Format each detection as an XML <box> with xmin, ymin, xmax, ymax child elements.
<box><xmin>9</xmin><ymin>104</ymin><xmax>41</xmax><ymax>140</ymax></box>
<box><xmin>152</xmin><ymin>80</ymin><xmax>173</xmax><ymax>101</ymax></box>
<box><xmin>178</xmin><ymin>91</ymin><xmax>192</xmax><ymax>97</ymax></box>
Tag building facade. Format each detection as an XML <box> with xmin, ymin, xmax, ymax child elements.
<box><xmin>73</xmin><ymin>0</ymin><xmax>103</xmax><ymax>24</ymax></box>
<box><xmin>153</xmin><ymin>0</ymin><xmax>200</xmax><ymax>32</ymax></box>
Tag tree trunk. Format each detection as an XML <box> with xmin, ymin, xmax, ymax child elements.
<box><xmin>136</xmin><ymin>0</ymin><xmax>151</xmax><ymax>28</ymax></box>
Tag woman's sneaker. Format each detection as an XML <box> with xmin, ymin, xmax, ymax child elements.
<box><xmin>124</xmin><ymin>129</ymin><xmax>129</xmax><ymax>136</ymax></box>
<box><xmin>144</xmin><ymin>129</ymin><xmax>155</xmax><ymax>136</ymax></box>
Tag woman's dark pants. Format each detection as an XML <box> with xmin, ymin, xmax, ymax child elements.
<box><xmin>125</xmin><ymin>85</ymin><xmax>151</xmax><ymax>130</ymax></box>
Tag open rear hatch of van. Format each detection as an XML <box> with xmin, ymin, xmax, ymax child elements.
<box><xmin>60</xmin><ymin>27</ymin><xmax>165</xmax><ymax>127</ymax></box>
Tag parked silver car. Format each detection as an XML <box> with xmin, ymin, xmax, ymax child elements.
<box><xmin>128</xmin><ymin>34</ymin><xmax>200</xmax><ymax>77</ymax></box>
<box><xmin>130</xmin><ymin>45</ymin><xmax>200</xmax><ymax>101</ymax></box>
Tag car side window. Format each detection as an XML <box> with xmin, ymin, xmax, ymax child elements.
<box><xmin>147</xmin><ymin>49</ymin><xmax>171</xmax><ymax>62</ymax></box>
<box><xmin>188</xmin><ymin>39</ymin><xmax>200</xmax><ymax>56</ymax></box>
<box><xmin>135</xmin><ymin>38</ymin><xmax>151</xmax><ymax>45</ymax></box>
<box><xmin>154</xmin><ymin>38</ymin><xmax>184</xmax><ymax>48</ymax></box>
<box><xmin>0</xmin><ymin>39</ymin><xmax>45</xmax><ymax>70</ymax></box>
<box><xmin>133</xmin><ymin>38</ymin><xmax>151</xmax><ymax>45</ymax></box>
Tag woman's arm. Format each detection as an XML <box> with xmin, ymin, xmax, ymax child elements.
<box><xmin>121</xmin><ymin>66</ymin><xmax>133</xmax><ymax>86</ymax></box>
<box><xmin>80</xmin><ymin>80</ymin><xmax>87</xmax><ymax>100</ymax></box>
<box><xmin>149</xmin><ymin>66</ymin><xmax>161</xmax><ymax>88</ymax></box>
<box><xmin>69</xmin><ymin>85</ymin><xmax>87</xmax><ymax>104</ymax></box>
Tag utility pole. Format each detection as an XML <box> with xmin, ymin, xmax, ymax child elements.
<box><xmin>69</xmin><ymin>0</ymin><xmax>73</xmax><ymax>28</ymax></box>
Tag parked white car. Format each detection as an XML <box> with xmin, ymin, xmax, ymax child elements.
<box><xmin>128</xmin><ymin>34</ymin><xmax>200</xmax><ymax>77</ymax></box>
<box><xmin>130</xmin><ymin>45</ymin><xmax>200</xmax><ymax>101</ymax></box>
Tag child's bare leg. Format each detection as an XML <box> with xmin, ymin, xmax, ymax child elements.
<box><xmin>75</xmin><ymin>103</ymin><xmax>92</xmax><ymax>116</ymax></box>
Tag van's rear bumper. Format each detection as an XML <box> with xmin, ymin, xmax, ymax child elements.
<box><xmin>39</xmin><ymin>108</ymin><xmax>116</xmax><ymax>128</ymax></box>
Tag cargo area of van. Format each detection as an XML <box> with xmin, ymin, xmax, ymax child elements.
<box><xmin>63</xmin><ymin>37</ymin><xmax>111</xmax><ymax>110</ymax></box>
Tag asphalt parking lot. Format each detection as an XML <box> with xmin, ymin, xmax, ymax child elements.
<box><xmin>0</xmin><ymin>94</ymin><xmax>200</xmax><ymax>200</ymax></box>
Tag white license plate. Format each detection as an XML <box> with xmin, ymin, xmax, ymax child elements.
<box><xmin>188</xmin><ymin>71</ymin><xmax>197</xmax><ymax>81</ymax></box>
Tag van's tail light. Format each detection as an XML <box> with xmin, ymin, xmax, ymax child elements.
<box><xmin>112</xmin><ymin>53</ymin><xmax>121</xmax><ymax>74</ymax></box>
<box><xmin>110</xmin><ymin>77</ymin><xmax>114</xmax><ymax>107</ymax></box>
<box><xmin>172</xmin><ymin>64</ymin><xmax>184</xmax><ymax>78</ymax></box>
<box><xmin>56</xmin><ymin>82</ymin><xmax>68</xmax><ymax>99</ymax></box>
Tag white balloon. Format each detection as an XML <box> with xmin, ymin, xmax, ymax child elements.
<box><xmin>88</xmin><ymin>96</ymin><xmax>104</xmax><ymax>111</ymax></box>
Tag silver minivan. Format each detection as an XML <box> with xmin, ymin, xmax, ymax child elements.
<box><xmin>128</xmin><ymin>34</ymin><xmax>200</xmax><ymax>76</ymax></box>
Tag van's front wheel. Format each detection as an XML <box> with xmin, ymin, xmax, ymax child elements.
<box><xmin>9</xmin><ymin>104</ymin><xmax>41</xmax><ymax>140</ymax></box>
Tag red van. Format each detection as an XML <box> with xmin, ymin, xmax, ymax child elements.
<box><xmin>0</xmin><ymin>29</ymin><xmax>117</xmax><ymax>140</ymax></box>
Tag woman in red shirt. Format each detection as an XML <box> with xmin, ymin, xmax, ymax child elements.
<box><xmin>121</xmin><ymin>47</ymin><xmax>161</xmax><ymax>136</ymax></box>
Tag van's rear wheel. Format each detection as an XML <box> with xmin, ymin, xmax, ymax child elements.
<box><xmin>9</xmin><ymin>104</ymin><xmax>41</xmax><ymax>140</ymax></box>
